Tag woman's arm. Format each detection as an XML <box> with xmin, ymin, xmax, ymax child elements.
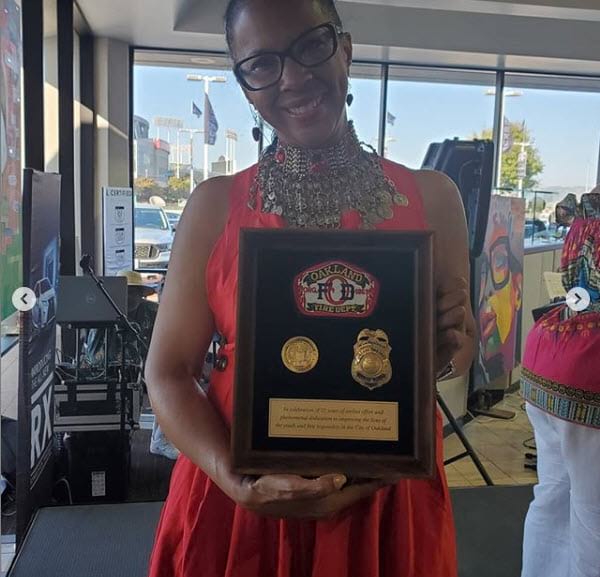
<box><xmin>144</xmin><ymin>177</ymin><xmax>235</xmax><ymax>487</ymax></box>
<box><xmin>415</xmin><ymin>169</ymin><xmax>477</xmax><ymax>377</ymax></box>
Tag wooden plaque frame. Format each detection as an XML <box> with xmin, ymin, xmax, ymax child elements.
<box><xmin>232</xmin><ymin>229</ymin><xmax>436</xmax><ymax>479</ymax></box>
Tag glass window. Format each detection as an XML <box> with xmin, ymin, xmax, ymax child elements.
<box><xmin>385</xmin><ymin>67</ymin><xmax>497</xmax><ymax>169</ymax></box>
<box><xmin>502</xmin><ymin>74</ymin><xmax>600</xmax><ymax>243</ymax></box>
<box><xmin>347</xmin><ymin>63</ymin><xmax>383</xmax><ymax>152</ymax></box>
<box><xmin>133</xmin><ymin>51</ymin><xmax>259</xmax><ymax>195</ymax></box>
<box><xmin>132</xmin><ymin>50</ymin><xmax>260</xmax><ymax>270</ymax></box>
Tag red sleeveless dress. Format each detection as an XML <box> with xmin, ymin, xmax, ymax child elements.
<box><xmin>148</xmin><ymin>159</ymin><xmax>458</xmax><ymax>577</ymax></box>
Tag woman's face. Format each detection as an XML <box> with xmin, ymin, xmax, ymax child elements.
<box><xmin>229</xmin><ymin>0</ymin><xmax>352</xmax><ymax>148</ymax></box>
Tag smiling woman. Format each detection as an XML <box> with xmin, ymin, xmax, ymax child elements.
<box><xmin>144</xmin><ymin>1</ymin><xmax>475</xmax><ymax>576</ymax></box>
<box><xmin>225</xmin><ymin>0</ymin><xmax>351</xmax><ymax>149</ymax></box>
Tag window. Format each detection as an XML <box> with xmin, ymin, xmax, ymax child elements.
<box><xmin>347</xmin><ymin>63</ymin><xmax>383</xmax><ymax>151</ymax></box>
<box><xmin>385</xmin><ymin>67</ymin><xmax>497</xmax><ymax>169</ymax></box>
<box><xmin>502</xmin><ymin>74</ymin><xmax>600</xmax><ymax>244</ymax></box>
<box><xmin>131</xmin><ymin>52</ymin><xmax>600</xmax><ymax>253</ymax></box>
<box><xmin>133</xmin><ymin>51</ymin><xmax>259</xmax><ymax>198</ymax></box>
<box><xmin>133</xmin><ymin>51</ymin><xmax>260</xmax><ymax>269</ymax></box>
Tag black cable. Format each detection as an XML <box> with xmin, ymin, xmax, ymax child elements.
<box><xmin>53</xmin><ymin>477</ymin><xmax>73</xmax><ymax>505</ymax></box>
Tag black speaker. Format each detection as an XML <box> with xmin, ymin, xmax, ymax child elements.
<box><xmin>64</xmin><ymin>431</ymin><xmax>130</xmax><ymax>503</ymax></box>
<box><xmin>422</xmin><ymin>138</ymin><xmax>494</xmax><ymax>259</ymax></box>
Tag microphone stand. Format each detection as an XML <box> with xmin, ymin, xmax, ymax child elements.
<box><xmin>80</xmin><ymin>256</ymin><xmax>148</xmax><ymax>456</ymax></box>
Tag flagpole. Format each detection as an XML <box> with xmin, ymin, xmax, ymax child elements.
<box><xmin>190</xmin><ymin>131</ymin><xmax>194</xmax><ymax>196</ymax></box>
<box><xmin>188</xmin><ymin>74</ymin><xmax>226</xmax><ymax>181</ymax></box>
<box><xmin>176</xmin><ymin>130</ymin><xmax>180</xmax><ymax>178</ymax></box>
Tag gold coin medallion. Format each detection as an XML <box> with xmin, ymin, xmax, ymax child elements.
<box><xmin>281</xmin><ymin>336</ymin><xmax>319</xmax><ymax>374</ymax></box>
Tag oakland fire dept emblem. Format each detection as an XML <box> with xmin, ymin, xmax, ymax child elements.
<box><xmin>294</xmin><ymin>261</ymin><xmax>379</xmax><ymax>318</ymax></box>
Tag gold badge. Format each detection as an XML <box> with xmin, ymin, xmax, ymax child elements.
<box><xmin>281</xmin><ymin>336</ymin><xmax>319</xmax><ymax>373</ymax></box>
<box><xmin>351</xmin><ymin>329</ymin><xmax>392</xmax><ymax>390</ymax></box>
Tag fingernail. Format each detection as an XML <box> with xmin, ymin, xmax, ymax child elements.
<box><xmin>333</xmin><ymin>475</ymin><xmax>347</xmax><ymax>489</ymax></box>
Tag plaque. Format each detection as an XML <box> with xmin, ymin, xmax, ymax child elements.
<box><xmin>232</xmin><ymin>229</ymin><xmax>436</xmax><ymax>479</ymax></box>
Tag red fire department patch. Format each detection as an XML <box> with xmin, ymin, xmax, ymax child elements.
<box><xmin>294</xmin><ymin>261</ymin><xmax>379</xmax><ymax>318</ymax></box>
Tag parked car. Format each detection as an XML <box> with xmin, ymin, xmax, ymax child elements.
<box><xmin>134</xmin><ymin>204</ymin><xmax>173</xmax><ymax>270</ymax></box>
<box><xmin>31</xmin><ymin>277</ymin><xmax>56</xmax><ymax>330</ymax></box>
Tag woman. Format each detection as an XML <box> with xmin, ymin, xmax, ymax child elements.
<box><xmin>521</xmin><ymin>187</ymin><xmax>600</xmax><ymax>577</ymax></box>
<box><xmin>146</xmin><ymin>1</ymin><xmax>475</xmax><ymax>575</ymax></box>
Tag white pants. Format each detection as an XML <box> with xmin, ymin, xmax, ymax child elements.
<box><xmin>522</xmin><ymin>403</ymin><xmax>600</xmax><ymax>577</ymax></box>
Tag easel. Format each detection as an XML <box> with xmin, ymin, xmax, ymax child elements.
<box><xmin>423</xmin><ymin>138</ymin><xmax>495</xmax><ymax>486</ymax></box>
<box><xmin>437</xmin><ymin>391</ymin><xmax>494</xmax><ymax>485</ymax></box>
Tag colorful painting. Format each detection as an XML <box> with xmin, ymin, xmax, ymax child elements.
<box><xmin>472</xmin><ymin>195</ymin><xmax>525</xmax><ymax>390</ymax></box>
<box><xmin>0</xmin><ymin>0</ymin><xmax>22</xmax><ymax>322</ymax></box>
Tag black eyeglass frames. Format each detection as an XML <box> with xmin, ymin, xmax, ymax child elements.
<box><xmin>233</xmin><ymin>22</ymin><xmax>344</xmax><ymax>91</ymax></box>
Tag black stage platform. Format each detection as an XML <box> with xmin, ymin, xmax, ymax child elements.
<box><xmin>7</xmin><ymin>485</ymin><xmax>533</xmax><ymax>577</ymax></box>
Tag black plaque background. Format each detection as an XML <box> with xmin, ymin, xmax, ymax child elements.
<box><xmin>252</xmin><ymin>246</ymin><xmax>415</xmax><ymax>455</ymax></box>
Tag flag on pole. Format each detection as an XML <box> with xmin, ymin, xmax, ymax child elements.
<box><xmin>191</xmin><ymin>101</ymin><xmax>202</xmax><ymax>118</ymax></box>
<box><xmin>386</xmin><ymin>112</ymin><xmax>396</xmax><ymax>126</ymax></box>
<box><xmin>204</xmin><ymin>94</ymin><xmax>219</xmax><ymax>145</ymax></box>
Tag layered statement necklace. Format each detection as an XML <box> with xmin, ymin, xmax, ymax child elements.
<box><xmin>249</xmin><ymin>122</ymin><xmax>408</xmax><ymax>229</ymax></box>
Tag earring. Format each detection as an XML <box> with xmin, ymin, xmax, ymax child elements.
<box><xmin>346</xmin><ymin>93</ymin><xmax>354</xmax><ymax>107</ymax></box>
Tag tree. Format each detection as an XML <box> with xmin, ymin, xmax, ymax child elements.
<box><xmin>134</xmin><ymin>177</ymin><xmax>163</xmax><ymax>203</ymax></box>
<box><xmin>167</xmin><ymin>176</ymin><xmax>191</xmax><ymax>204</ymax></box>
<box><xmin>474</xmin><ymin>121</ymin><xmax>544</xmax><ymax>190</ymax></box>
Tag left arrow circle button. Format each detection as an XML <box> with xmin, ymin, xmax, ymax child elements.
<box><xmin>12</xmin><ymin>288</ymin><xmax>37</xmax><ymax>312</ymax></box>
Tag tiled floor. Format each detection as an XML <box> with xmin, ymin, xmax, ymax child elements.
<box><xmin>443</xmin><ymin>392</ymin><xmax>538</xmax><ymax>487</ymax></box>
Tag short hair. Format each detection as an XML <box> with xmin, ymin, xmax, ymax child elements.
<box><xmin>224</xmin><ymin>0</ymin><xmax>343</xmax><ymax>54</ymax></box>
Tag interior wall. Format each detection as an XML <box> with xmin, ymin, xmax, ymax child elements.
<box><xmin>43</xmin><ymin>35</ymin><xmax>59</xmax><ymax>174</ymax></box>
<box><xmin>94</xmin><ymin>38</ymin><xmax>130</xmax><ymax>273</ymax></box>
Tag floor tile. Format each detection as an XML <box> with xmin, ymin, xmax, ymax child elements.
<box><xmin>444</xmin><ymin>391</ymin><xmax>538</xmax><ymax>488</ymax></box>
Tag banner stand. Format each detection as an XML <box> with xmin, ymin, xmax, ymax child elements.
<box><xmin>16</xmin><ymin>169</ymin><xmax>61</xmax><ymax>545</ymax></box>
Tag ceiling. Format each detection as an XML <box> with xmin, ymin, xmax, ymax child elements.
<box><xmin>75</xmin><ymin>0</ymin><xmax>600</xmax><ymax>75</ymax></box>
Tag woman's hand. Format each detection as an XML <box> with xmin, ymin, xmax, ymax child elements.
<box><xmin>436</xmin><ymin>276</ymin><xmax>469</xmax><ymax>374</ymax></box>
<box><xmin>228</xmin><ymin>473</ymin><xmax>385</xmax><ymax>519</ymax></box>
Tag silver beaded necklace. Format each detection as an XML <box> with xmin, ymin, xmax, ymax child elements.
<box><xmin>248</xmin><ymin>122</ymin><xmax>408</xmax><ymax>229</ymax></box>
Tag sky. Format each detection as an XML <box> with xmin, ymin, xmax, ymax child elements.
<box><xmin>134</xmin><ymin>64</ymin><xmax>600</xmax><ymax>190</ymax></box>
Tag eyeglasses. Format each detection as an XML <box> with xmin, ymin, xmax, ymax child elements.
<box><xmin>233</xmin><ymin>22</ymin><xmax>344</xmax><ymax>91</ymax></box>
